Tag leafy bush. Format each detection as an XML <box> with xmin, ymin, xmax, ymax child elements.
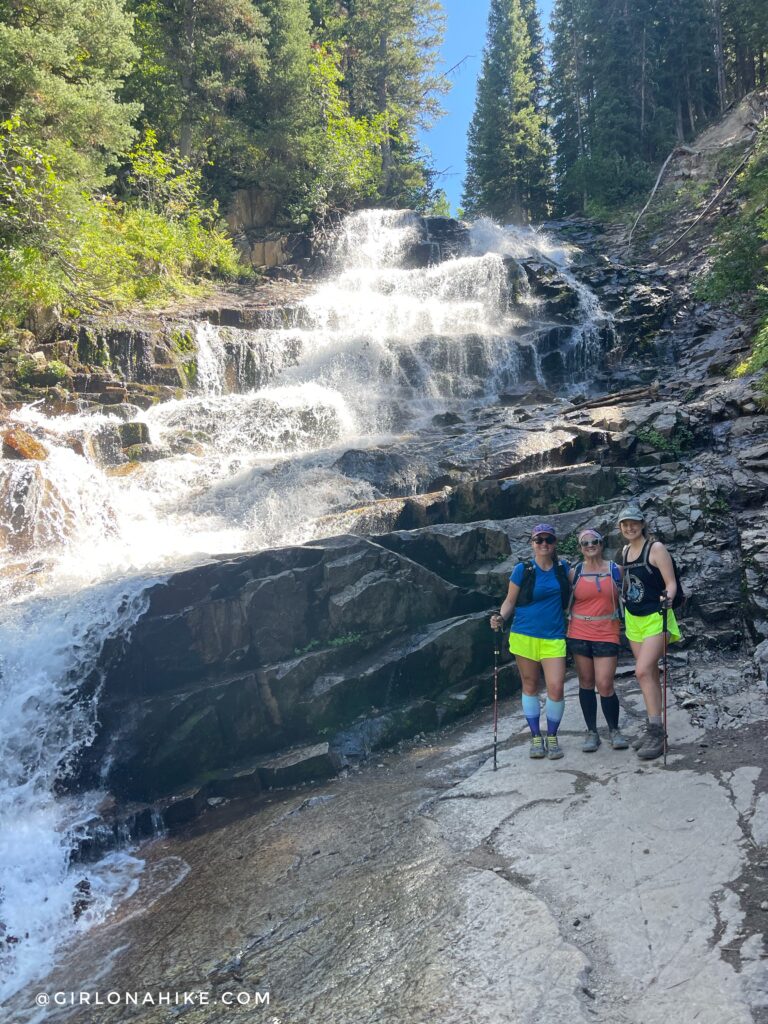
<box><xmin>558</xmin><ymin>534</ymin><xmax>581</xmax><ymax>558</ymax></box>
<box><xmin>636</xmin><ymin>425</ymin><xmax>694</xmax><ymax>456</ymax></box>
<box><xmin>697</xmin><ymin>125</ymin><xmax>768</xmax><ymax>399</ymax></box>
<box><xmin>46</xmin><ymin>359</ymin><xmax>70</xmax><ymax>380</ymax></box>
<box><xmin>0</xmin><ymin>121</ymin><xmax>244</xmax><ymax>328</ymax></box>
<box><xmin>555</xmin><ymin>494</ymin><xmax>579</xmax><ymax>513</ymax></box>
<box><xmin>126</xmin><ymin>130</ymin><xmax>211</xmax><ymax>218</ymax></box>
<box><xmin>0</xmin><ymin>117</ymin><xmax>63</xmax><ymax>245</ymax></box>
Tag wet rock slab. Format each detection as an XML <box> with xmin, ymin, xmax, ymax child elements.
<box><xmin>15</xmin><ymin>692</ymin><xmax>767</xmax><ymax>1024</ymax></box>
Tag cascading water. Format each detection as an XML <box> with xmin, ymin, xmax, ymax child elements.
<box><xmin>0</xmin><ymin>210</ymin><xmax>612</xmax><ymax>1001</ymax></box>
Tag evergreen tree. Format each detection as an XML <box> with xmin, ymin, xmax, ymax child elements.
<box><xmin>549</xmin><ymin>0</ymin><xmax>589</xmax><ymax>211</ymax></box>
<box><xmin>462</xmin><ymin>0</ymin><xmax>551</xmax><ymax>223</ymax></box>
<box><xmin>720</xmin><ymin>0</ymin><xmax>768</xmax><ymax>96</ymax></box>
<box><xmin>520</xmin><ymin>0</ymin><xmax>547</xmax><ymax>108</ymax></box>
<box><xmin>336</xmin><ymin>0</ymin><xmax>447</xmax><ymax>203</ymax></box>
<box><xmin>125</xmin><ymin>0</ymin><xmax>269</xmax><ymax>165</ymax></box>
<box><xmin>548</xmin><ymin>0</ymin><xmax>736</xmax><ymax>213</ymax></box>
<box><xmin>0</xmin><ymin>0</ymin><xmax>140</xmax><ymax>185</ymax></box>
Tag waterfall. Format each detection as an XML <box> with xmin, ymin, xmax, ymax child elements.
<box><xmin>0</xmin><ymin>210</ymin><xmax>612</xmax><ymax>1000</ymax></box>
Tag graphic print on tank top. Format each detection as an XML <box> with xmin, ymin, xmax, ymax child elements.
<box><xmin>625</xmin><ymin>571</ymin><xmax>645</xmax><ymax>605</ymax></box>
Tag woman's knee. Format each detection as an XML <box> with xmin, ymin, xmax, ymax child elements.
<box><xmin>518</xmin><ymin>669</ymin><xmax>541</xmax><ymax>694</ymax></box>
<box><xmin>636</xmin><ymin>665</ymin><xmax>660</xmax><ymax>688</ymax></box>
<box><xmin>575</xmin><ymin>659</ymin><xmax>595</xmax><ymax>689</ymax></box>
<box><xmin>594</xmin><ymin>662</ymin><xmax>618</xmax><ymax>696</ymax></box>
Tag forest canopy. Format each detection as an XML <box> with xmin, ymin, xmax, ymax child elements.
<box><xmin>1</xmin><ymin>0</ymin><xmax>768</xmax><ymax>327</ymax></box>
<box><xmin>0</xmin><ymin>0</ymin><xmax>447</xmax><ymax>326</ymax></box>
<box><xmin>464</xmin><ymin>0</ymin><xmax>768</xmax><ymax>222</ymax></box>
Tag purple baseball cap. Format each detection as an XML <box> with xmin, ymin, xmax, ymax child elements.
<box><xmin>531</xmin><ymin>523</ymin><xmax>557</xmax><ymax>538</ymax></box>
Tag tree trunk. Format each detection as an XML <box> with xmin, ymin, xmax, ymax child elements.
<box><xmin>377</xmin><ymin>30</ymin><xmax>392</xmax><ymax>198</ymax></box>
<box><xmin>179</xmin><ymin>0</ymin><xmax>198</xmax><ymax>159</ymax></box>
<box><xmin>572</xmin><ymin>28</ymin><xmax>587</xmax><ymax>213</ymax></box>
<box><xmin>686</xmin><ymin>75</ymin><xmax>696</xmax><ymax>137</ymax></box>
<box><xmin>712</xmin><ymin>0</ymin><xmax>727</xmax><ymax>112</ymax></box>
<box><xmin>640</xmin><ymin>26</ymin><xmax>646</xmax><ymax>141</ymax></box>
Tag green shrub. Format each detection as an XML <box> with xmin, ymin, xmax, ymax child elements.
<box><xmin>328</xmin><ymin>632</ymin><xmax>363</xmax><ymax>648</ymax></box>
<box><xmin>555</xmin><ymin>494</ymin><xmax>579</xmax><ymax>513</ymax></box>
<box><xmin>46</xmin><ymin>359</ymin><xmax>70</xmax><ymax>380</ymax></box>
<box><xmin>695</xmin><ymin>123</ymin><xmax>768</xmax><ymax>384</ymax></box>
<box><xmin>636</xmin><ymin>424</ymin><xmax>694</xmax><ymax>456</ymax></box>
<box><xmin>558</xmin><ymin>534</ymin><xmax>580</xmax><ymax>558</ymax></box>
<box><xmin>0</xmin><ymin>120</ymin><xmax>245</xmax><ymax>329</ymax></box>
<box><xmin>15</xmin><ymin>354</ymin><xmax>38</xmax><ymax>383</ymax></box>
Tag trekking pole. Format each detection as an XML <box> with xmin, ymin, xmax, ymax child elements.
<box><xmin>492</xmin><ymin>629</ymin><xmax>501</xmax><ymax>771</ymax></box>
<box><xmin>661</xmin><ymin>592</ymin><xmax>669</xmax><ymax>767</ymax></box>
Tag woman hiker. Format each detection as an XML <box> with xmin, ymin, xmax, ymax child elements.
<box><xmin>567</xmin><ymin>528</ymin><xmax>629</xmax><ymax>752</ymax></box>
<box><xmin>490</xmin><ymin>524</ymin><xmax>571</xmax><ymax>760</ymax></box>
<box><xmin>618</xmin><ymin>504</ymin><xmax>682</xmax><ymax>760</ymax></box>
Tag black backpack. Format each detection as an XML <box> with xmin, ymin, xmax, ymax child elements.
<box><xmin>620</xmin><ymin>540</ymin><xmax>686</xmax><ymax>612</ymax></box>
<box><xmin>516</xmin><ymin>557</ymin><xmax>571</xmax><ymax>610</ymax></box>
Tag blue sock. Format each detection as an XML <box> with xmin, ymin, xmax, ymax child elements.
<box><xmin>522</xmin><ymin>694</ymin><xmax>541</xmax><ymax>736</ymax></box>
<box><xmin>545</xmin><ymin>698</ymin><xmax>565</xmax><ymax>736</ymax></box>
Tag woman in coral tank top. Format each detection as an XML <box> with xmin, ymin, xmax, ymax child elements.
<box><xmin>567</xmin><ymin>528</ymin><xmax>629</xmax><ymax>752</ymax></box>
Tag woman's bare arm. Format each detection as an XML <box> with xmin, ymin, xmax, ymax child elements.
<box><xmin>650</xmin><ymin>543</ymin><xmax>677</xmax><ymax>603</ymax></box>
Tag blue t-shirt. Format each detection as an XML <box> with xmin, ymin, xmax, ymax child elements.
<box><xmin>509</xmin><ymin>560</ymin><xmax>570</xmax><ymax>639</ymax></box>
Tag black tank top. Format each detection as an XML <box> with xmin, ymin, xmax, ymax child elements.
<box><xmin>624</xmin><ymin>540</ymin><xmax>665</xmax><ymax>616</ymax></box>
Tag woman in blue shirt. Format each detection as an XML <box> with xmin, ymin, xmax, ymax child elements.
<box><xmin>490</xmin><ymin>524</ymin><xmax>570</xmax><ymax>760</ymax></box>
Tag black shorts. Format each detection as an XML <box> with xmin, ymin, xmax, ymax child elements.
<box><xmin>567</xmin><ymin>638</ymin><xmax>620</xmax><ymax>659</ymax></box>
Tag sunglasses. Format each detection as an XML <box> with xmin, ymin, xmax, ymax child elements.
<box><xmin>533</xmin><ymin>535</ymin><xmax>556</xmax><ymax>544</ymax></box>
<box><xmin>580</xmin><ymin>539</ymin><xmax>600</xmax><ymax>547</ymax></box>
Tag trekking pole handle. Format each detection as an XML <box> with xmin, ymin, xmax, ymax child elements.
<box><xmin>659</xmin><ymin>590</ymin><xmax>669</xmax><ymax>608</ymax></box>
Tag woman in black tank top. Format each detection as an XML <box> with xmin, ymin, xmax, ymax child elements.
<box><xmin>618</xmin><ymin>505</ymin><xmax>682</xmax><ymax>761</ymax></box>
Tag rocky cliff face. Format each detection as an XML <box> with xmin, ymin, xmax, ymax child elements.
<box><xmin>76</xmin><ymin>370</ymin><xmax>767</xmax><ymax>825</ymax></box>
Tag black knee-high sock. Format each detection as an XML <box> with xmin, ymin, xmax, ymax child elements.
<box><xmin>579</xmin><ymin>688</ymin><xmax>597</xmax><ymax>731</ymax></box>
<box><xmin>600</xmin><ymin>693</ymin><xmax>621</xmax><ymax>730</ymax></box>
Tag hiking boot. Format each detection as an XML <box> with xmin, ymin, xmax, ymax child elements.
<box><xmin>609</xmin><ymin>728</ymin><xmax>629</xmax><ymax>750</ymax></box>
<box><xmin>637</xmin><ymin>723</ymin><xmax>666</xmax><ymax>760</ymax></box>
<box><xmin>545</xmin><ymin>735</ymin><xmax>564</xmax><ymax>760</ymax></box>
<box><xmin>582</xmin><ymin>730</ymin><xmax>601</xmax><ymax>753</ymax></box>
<box><xmin>632</xmin><ymin>721</ymin><xmax>649</xmax><ymax>750</ymax></box>
<box><xmin>529</xmin><ymin>735</ymin><xmax>545</xmax><ymax>759</ymax></box>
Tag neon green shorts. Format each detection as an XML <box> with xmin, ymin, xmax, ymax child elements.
<box><xmin>508</xmin><ymin>633</ymin><xmax>567</xmax><ymax>662</ymax></box>
<box><xmin>624</xmin><ymin>608</ymin><xmax>681</xmax><ymax>644</ymax></box>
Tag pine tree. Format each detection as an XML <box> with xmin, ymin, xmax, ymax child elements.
<box><xmin>0</xmin><ymin>0</ymin><xmax>140</xmax><ymax>185</ymax></box>
<box><xmin>547</xmin><ymin>0</ymin><xmax>768</xmax><ymax>213</ymax></box>
<box><xmin>125</xmin><ymin>0</ymin><xmax>269</xmax><ymax>164</ymax></box>
<box><xmin>462</xmin><ymin>0</ymin><xmax>551</xmax><ymax>223</ymax></box>
<box><xmin>549</xmin><ymin>0</ymin><xmax>589</xmax><ymax>211</ymax></box>
<box><xmin>720</xmin><ymin>0</ymin><xmax>768</xmax><ymax>96</ymax></box>
<box><xmin>335</xmin><ymin>0</ymin><xmax>447</xmax><ymax>203</ymax></box>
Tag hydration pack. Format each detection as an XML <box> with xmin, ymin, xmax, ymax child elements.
<box><xmin>620</xmin><ymin>540</ymin><xmax>686</xmax><ymax>612</ymax></box>
<box><xmin>567</xmin><ymin>561</ymin><xmax>623</xmax><ymax>620</ymax></box>
<box><xmin>516</xmin><ymin>557</ymin><xmax>571</xmax><ymax>610</ymax></box>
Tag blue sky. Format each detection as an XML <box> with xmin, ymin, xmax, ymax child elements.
<box><xmin>419</xmin><ymin>0</ymin><xmax>554</xmax><ymax>213</ymax></box>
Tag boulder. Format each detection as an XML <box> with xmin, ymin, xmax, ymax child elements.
<box><xmin>258</xmin><ymin>743</ymin><xmax>342</xmax><ymax>789</ymax></box>
<box><xmin>122</xmin><ymin>443</ymin><xmax>170</xmax><ymax>463</ymax></box>
<box><xmin>2</xmin><ymin>427</ymin><xmax>48</xmax><ymax>461</ymax></box>
<box><xmin>0</xmin><ymin>463</ymin><xmax>75</xmax><ymax>553</ymax></box>
<box><xmin>85</xmin><ymin>425</ymin><xmax>128</xmax><ymax>467</ymax></box>
<box><xmin>118</xmin><ymin>422</ymin><xmax>151</xmax><ymax>447</ymax></box>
